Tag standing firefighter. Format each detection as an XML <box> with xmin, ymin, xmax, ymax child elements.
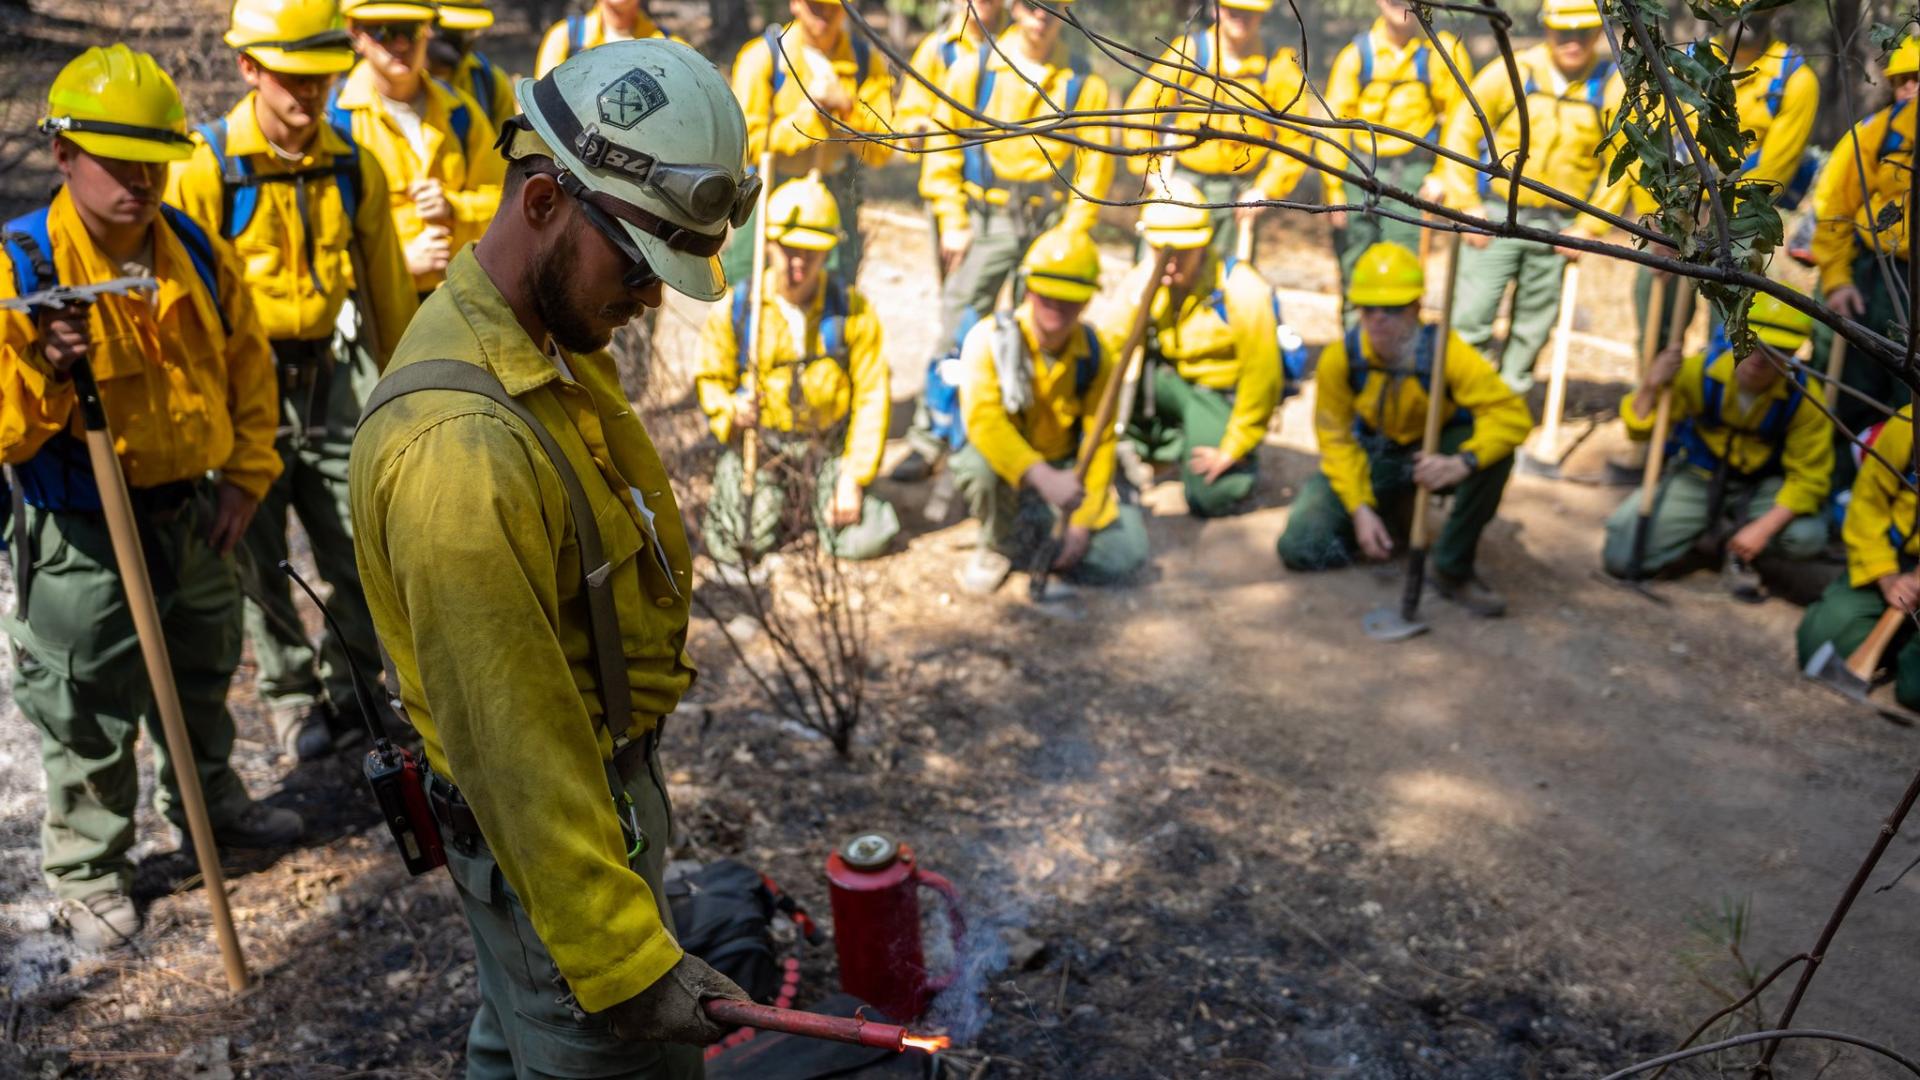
<box><xmin>1601</xmin><ymin>293</ymin><xmax>1831</xmax><ymax>591</ymax></box>
<box><xmin>696</xmin><ymin>176</ymin><xmax>900</xmax><ymax>567</ymax></box>
<box><xmin>428</xmin><ymin>0</ymin><xmax>516</xmax><ymax>132</ymax></box>
<box><xmin>726</xmin><ymin>0</ymin><xmax>895</xmax><ymax>285</ymax></box>
<box><xmin>951</xmin><ymin>227</ymin><xmax>1149</xmax><ymax>595</ymax></box>
<box><xmin>894</xmin><ymin>0</ymin><xmax>1007</xmax><ymax>145</ymax></box>
<box><xmin>897</xmin><ymin>0</ymin><xmax>1114</xmax><ymax>482</ymax></box>
<box><xmin>1112</xmin><ymin>180</ymin><xmax>1282</xmax><ymax>517</ymax></box>
<box><xmin>1319</xmin><ymin>0</ymin><xmax>1470</xmax><ymax>313</ymax></box>
<box><xmin>536</xmin><ymin>0</ymin><xmax>682</xmax><ymax>78</ymax></box>
<box><xmin>1277</xmin><ymin>242</ymin><xmax>1530</xmax><ymax>614</ymax></box>
<box><xmin>1</xmin><ymin>46</ymin><xmax>301</xmax><ymax>951</ymax></box>
<box><xmin>349</xmin><ymin>41</ymin><xmax>757</xmax><ymax>1076</ymax></box>
<box><xmin>1436</xmin><ymin>0</ymin><xmax>1628</xmax><ymax>393</ymax></box>
<box><xmin>333</xmin><ymin>0</ymin><xmax>504</xmax><ymax>294</ymax></box>
<box><xmin>1119</xmin><ymin>0</ymin><xmax>1314</xmax><ymax>261</ymax></box>
<box><xmin>169</xmin><ymin>0</ymin><xmax>419</xmax><ymax>760</ymax></box>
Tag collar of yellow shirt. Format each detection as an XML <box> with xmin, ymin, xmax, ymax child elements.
<box><xmin>222</xmin><ymin>92</ymin><xmax>357</xmax><ymax>162</ymax></box>
<box><xmin>334</xmin><ymin>60</ymin><xmax>464</xmax><ymax>128</ymax></box>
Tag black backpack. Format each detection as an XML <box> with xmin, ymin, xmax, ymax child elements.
<box><xmin>667</xmin><ymin>860</ymin><xmax>813</xmax><ymax>1003</ymax></box>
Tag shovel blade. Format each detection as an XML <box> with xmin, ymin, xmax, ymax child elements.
<box><xmin>1802</xmin><ymin>640</ymin><xmax>1871</xmax><ymax>703</ymax></box>
<box><xmin>1363</xmin><ymin>605</ymin><xmax>1429</xmax><ymax>642</ymax></box>
<box><xmin>1514</xmin><ymin>447</ymin><xmax>1563</xmax><ymax>480</ymax></box>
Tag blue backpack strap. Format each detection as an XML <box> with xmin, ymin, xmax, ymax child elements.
<box><xmin>1075</xmin><ymin>324</ymin><xmax>1100</xmax><ymax>397</ymax></box>
<box><xmin>1884</xmin><ymin>100</ymin><xmax>1912</xmax><ymax>158</ymax></box>
<box><xmin>160</xmin><ymin>204</ymin><xmax>229</xmax><ymax>336</ymax></box>
<box><xmin>850</xmin><ymin>31</ymin><xmax>871</xmax><ymax>83</ymax></box>
<box><xmin>326</xmin><ymin>89</ymin><xmax>355</xmax><ymax>143</ymax></box>
<box><xmin>1413</xmin><ymin>42</ymin><xmax>1430</xmax><ymax>84</ymax></box>
<box><xmin>1344</xmin><ymin>324</ymin><xmax>1367</xmax><ymax>396</ymax></box>
<box><xmin>469</xmin><ymin>52</ymin><xmax>495</xmax><ymax>121</ymax></box>
<box><xmin>766</xmin><ymin>25</ymin><xmax>788</xmax><ymax>95</ymax></box>
<box><xmin>962</xmin><ymin>41</ymin><xmax>997</xmax><ymax>189</ymax></box>
<box><xmin>437</xmin><ymin>80</ymin><xmax>473</xmax><ymax>148</ymax></box>
<box><xmin>1355</xmin><ymin>31</ymin><xmax>1373</xmax><ymax>87</ymax></box>
<box><xmin>731</xmin><ymin>286</ymin><xmax>752</xmax><ymax>373</ymax></box>
<box><xmin>1194</xmin><ymin>30</ymin><xmax>1213</xmax><ymax>73</ymax></box>
<box><xmin>1758</xmin><ymin>370</ymin><xmax>1806</xmax><ymax>443</ymax></box>
<box><xmin>818</xmin><ymin>275</ymin><xmax>852</xmax><ymax>367</ymax></box>
<box><xmin>1587</xmin><ymin>59</ymin><xmax>1614</xmax><ymax>109</ymax></box>
<box><xmin>1064</xmin><ymin>52</ymin><xmax>1091</xmax><ymax>111</ymax></box>
<box><xmin>3</xmin><ymin>207</ymin><xmax>57</xmax><ymax>296</ymax></box>
<box><xmin>938</xmin><ymin>36</ymin><xmax>959</xmax><ymax>70</ymax></box>
<box><xmin>197</xmin><ymin>118</ymin><xmax>259</xmax><ymax>240</ymax></box>
<box><xmin>566</xmin><ymin>13</ymin><xmax>587</xmax><ymax>57</ymax></box>
<box><xmin>1766</xmin><ymin>46</ymin><xmax>1803</xmax><ymax>116</ymax></box>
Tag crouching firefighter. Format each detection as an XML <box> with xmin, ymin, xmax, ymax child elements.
<box><xmin>1601</xmin><ymin>291</ymin><xmax>1831</xmax><ymax>595</ymax></box>
<box><xmin>2</xmin><ymin>46</ymin><xmax>301</xmax><ymax>952</ymax></box>
<box><xmin>349</xmin><ymin>42</ymin><xmax>756</xmax><ymax>1077</ymax></box>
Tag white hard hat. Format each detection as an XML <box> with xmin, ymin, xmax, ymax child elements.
<box><xmin>503</xmin><ymin>39</ymin><xmax>753</xmax><ymax>301</ymax></box>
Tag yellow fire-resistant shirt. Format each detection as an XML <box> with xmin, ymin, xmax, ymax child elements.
<box><xmin>350</xmin><ymin>248</ymin><xmax>695</xmax><ymax>1013</ymax></box>
<box><xmin>1812</xmin><ymin>101</ymin><xmax>1915</xmax><ymax>293</ymax></box>
<box><xmin>694</xmin><ymin>277</ymin><xmax>889</xmax><ymax>486</ymax></box>
<box><xmin>921</xmin><ymin>29</ymin><xmax>1115</xmax><ymax>237</ymax></box>
<box><xmin>448</xmin><ymin>50</ymin><xmax>517</xmax><ymax>133</ymax></box>
<box><xmin>167</xmin><ymin>95</ymin><xmax>418</xmax><ymax>366</ymax></box>
<box><xmin>534</xmin><ymin>7</ymin><xmax>683</xmax><ymax>78</ymax></box>
<box><xmin>895</xmin><ymin>11</ymin><xmax>997</xmax><ymax>136</ymax></box>
<box><xmin>1843</xmin><ymin>407</ymin><xmax>1919</xmax><ymax>586</ymax></box>
<box><xmin>1312</xmin><ymin>324</ymin><xmax>1530</xmax><ymax>513</ymax></box>
<box><xmin>1107</xmin><ymin>256</ymin><xmax>1281</xmax><ymax>463</ymax></box>
<box><xmin>731</xmin><ymin>23</ymin><xmax>895</xmax><ymax>180</ymax></box>
<box><xmin>1436</xmin><ymin>45</ymin><xmax>1631</xmax><ymax>237</ymax></box>
<box><xmin>1</xmin><ymin>191</ymin><xmax>281</xmax><ymax>500</ymax></box>
<box><xmin>332</xmin><ymin>63</ymin><xmax>505</xmax><ymax>293</ymax></box>
<box><xmin>1620</xmin><ymin>350</ymin><xmax>1831</xmax><ymax>515</ymax></box>
<box><xmin>959</xmin><ymin>304</ymin><xmax>1120</xmax><ymax>531</ymax></box>
<box><xmin>1319</xmin><ymin>19</ymin><xmax>1470</xmax><ymax>204</ymax></box>
<box><xmin>1631</xmin><ymin>39</ymin><xmax>1820</xmax><ymax>217</ymax></box>
<box><xmin>1119</xmin><ymin>31</ymin><xmax>1314</xmax><ymax>202</ymax></box>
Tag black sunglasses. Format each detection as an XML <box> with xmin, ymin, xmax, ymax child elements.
<box><xmin>573</xmin><ymin>194</ymin><xmax>663</xmax><ymax>290</ymax></box>
<box><xmin>356</xmin><ymin>21</ymin><xmax>424</xmax><ymax>46</ymax></box>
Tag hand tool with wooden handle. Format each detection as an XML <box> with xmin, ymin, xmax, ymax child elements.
<box><xmin>1804</xmin><ymin>606</ymin><xmax>1907</xmax><ymax>703</ymax></box>
<box><xmin>1620</xmin><ymin>283</ymin><xmax>1697</xmax><ymax>592</ymax></box>
<box><xmin>1519</xmin><ymin>262</ymin><xmax>1580</xmax><ymax>477</ymax></box>
<box><xmin>738</xmin><ymin>151</ymin><xmax>775</xmax><ymax>524</ymax></box>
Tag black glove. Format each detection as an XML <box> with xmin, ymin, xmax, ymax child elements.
<box><xmin>604</xmin><ymin>953</ymin><xmax>750</xmax><ymax>1046</ymax></box>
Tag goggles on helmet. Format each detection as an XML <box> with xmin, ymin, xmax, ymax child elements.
<box><xmin>39</xmin><ymin>116</ymin><xmax>194</xmax><ymax>148</ymax></box>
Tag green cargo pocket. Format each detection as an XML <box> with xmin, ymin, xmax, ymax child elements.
<box><xmin>510</xmin><ymin>1006</ymin><xmax>664</xmax><ymax>1078</ymax></box>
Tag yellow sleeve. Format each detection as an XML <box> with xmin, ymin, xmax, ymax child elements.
<box><xmin>959</xmin><ymin>321</ymin><xmax>1044</xmax><ymax>486</ymax></box>
<box><xmin>1311</xmin><ymin>336</ymin><xmax>1375</xmax><ymax>512</ymax></box>
<box><xmin>484</xmin><ymin>62</ymin><xmax>517</xmax><ymax>132</ymax></box>
<box><xmin>353</xmin><ymin>152</ymin><xmax>421</xmax><ymax>370</ymax></box>
<box><xmin>1812</xmin><ymin>121</ymin><xmax>1874</xmax><ymax>292</ymax></box>
<box><xmin>213</xmin><ymin>236</ymin><xmax>285</xmax><ymax>501</ymax></box>
<box><xmin>1572</xmin><ymin>74</ymin><xmax>1635</xmax><ymax>239</ymax></box>
<box><xmin>448</xmin><ymin>101</ymin><xmax>504</xmax><ymax>234</ymax></box>
<box><xmin>1845</xmin><ymin>414</ymin><xmax>1911</xmax><ymax>587</ymax></box>
<box><xmin>844</xmin><ymin>54</ymin><xmax>897</xmax><ymax>167</ymax></box>
<box><xmin>1318</xmin><ymin>45</ymin><xmax>1362</xmax><ymax>204</ymax></box>
<box><xmin>921</xmin><ymin>57</ymin><xmax>977</xmax><ymax>235</ymax></box>
<box><xmin>0</xmin><ymin>253</ymin><xmax>79</xmax><ymax>466</ymax></box>
<box><xmin>534</xmin><ymin>20</ymin><xmax>570</xmax><ymax>79</ymax></box>
<box><xmin>732</xmin><ymin>38</ymin><xmax>778</xmax><ymax>162</ymax></box>
<box><xmin>1437</xmin><ymin>59</ymin><xmax>1512</xmax><ymax>211</ymax></box>
<box><xmin>1218</xmin><ymin>275</ymin><xmax>1281</xmax><ymax>463</ymax></box>
<box><xmin>895</xmin><ymin>35</ymin><xmax>948</xmax><ymax>134</ymax></box>
<box><xmin>1618</xmin><ymin>354</ymin><xmax>1704</xmax><ymax>439</ymax></box>
<box><xmin>1749</xmin><ymin>61</ymin><xmax>1818</xmax><ymax>191</ymax></box>
<box><xmin>1070</xmin><ymin>329</ymin><xmax>1120</xmax><ymax>531</ymax></box>
<box><xmin>695</xmin><ymin>295</ymin><xmax>741</xmax><ymax>445</ymax></box>
<box><xmin>1447</xmin><ymin>331</ymin><xmax>1532</xmax><ymax>465</ymax></box>
<box><xmin>841</xmin><ymin>302</ymin><xmax>889</xmax><ymax>486</ymax></box>
<box><xmin>1059</xmin><ymin>74</ymin><xmax>1115</xmax><ymax>236</ymax></box>
<box><xmin>1776</xmin><ymin>382</ymin><xmax>1834</xmax><ymax>516</ymax></box>
<box><xmin>1253</xmin><ymin>49</ymin><xmax>1312</xmax><ymax>201</ymax></box>
<box><xmin>367</xmin><ymin>413</ymin><xmax>682</xmax><ymax>1012</ymax></box>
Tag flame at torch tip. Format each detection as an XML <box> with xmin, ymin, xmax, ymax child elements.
<box><xmin>902</xmin><ymin>1034</ymin><xmax>951</xmax><ymax>1053</ymax></box>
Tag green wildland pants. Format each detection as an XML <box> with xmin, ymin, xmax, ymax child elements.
<box><xmin>949</xmin><ymin>445</ymin><xmax>1150</xmax><ymax>584</ymax></box>
<box><xmin>1451</xmin><ymin>203</ymin><xmax>1576</xmax><ymax>394</ymax></box>
<box><xmin>1810</xmin><ymin>253</ymin><xmax>1912</xmax><ymax>494</ymax></box>
<box><xmin>1332</xmin><ymin>151</ymin><xmax>1435</xmax><ymax>325</ymax></box>
<box><xmin>1276</xmin><ymin>422</ymin><xmax>1511</xmax><ymax>581</ymax></box>
<box><xmin>240</xmin><ymin>336</ymin><xmax>380</xmax><ymax>718</ymax></box>
<box><xmin>1600</xmin><ymin>467</ymin><xmax>1829</xmax><ymax>578</ymax></box>
<box><xmin>1129</xmin><ymin>364</ymin><xmax>1258</xmax><ymax>518</ymax></box>
<box><xmin>1798</xmin><ymin>574</ymin><xmax>1920</xmax><ymax>710</ymax></box>
<box><xmin>703</xmin><ymin>445</ymin><xmax>900</xmax><ymax>566</ymax></box>
<box><xmin>4</xmin><ymin>487</ymin><xmax>254</xmax><ymax>900</ymax></box>
<box><xmin>440</xmin><ymin>745</ymin><xmax>702</xmax><ymax>1080</ymax></box>
<box><xmin>723</xmin><ymin>166</ymin><xmax>864</xmax><ymax>288</ymax></box>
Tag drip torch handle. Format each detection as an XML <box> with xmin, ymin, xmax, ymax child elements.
<box><xmin>914</xmin><ymin>868</ymin><xmax>968</xmax><ymax>995</ymax></box>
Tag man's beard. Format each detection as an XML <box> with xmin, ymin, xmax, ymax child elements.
<box><xmin>528</xmin><ymin>224</ymin><xmax>634</xmax><ymax>354</ymax></box>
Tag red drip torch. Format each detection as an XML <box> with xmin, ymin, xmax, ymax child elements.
<box><xmin>703</xmin><ymin>999</ymin><xmax>951</xmax><ymax>1054</ymax></box>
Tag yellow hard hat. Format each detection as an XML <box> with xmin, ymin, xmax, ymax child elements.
<box><xmin>1886</xmin><ymin>38</ymin><xmax>1919</xmax><ymax>78</ymax></box>
<box><xmin>1137</xmin><ymin>177</ymin><xmax>1214</xmax><ymax>251</ymax></box>
<box><xmin>437</xmin><ymin>0</ymin><xmax>494</xmax><ymax>31</ymax></box>
<box><xmin>1020</xmin><ymin>226</ymin><xmax>1100</xmax><ymax>303</ymax></box>
<box><xmin>765</xmin><ymin>175</ymin><xmax>843</xmax><ymax>252</ymax></box>
<box><xmin>340</xmin><ymin>0</ymin><xmax>435</xmax><ymax>23</ymax></box>
<box><xmin>1748</xmin><ymin>290</ymin><xmax>1813</xmax><ymax>351</ymax></box>
<box><xmin>1542</xmin><ymin>0</ymin><xmax>1603</xmax><ymax>30</ymax></box>
<box><xmin>226</xmin><ymin>0</ymin><xmax>356</xmax><ymax>75</ymax></box>
<box><xmin>1348</xmin><ymin>242</ymin><xmax>1425</xmax><ymax>307</ymax></box>
<box><xmin>41</xmin><ymin>45</ymin><xmax>193</xmax><ymax>164</ymax></box>
<box><xmin>1218</xmin><ymin>0</ymin><xmax>1274</xmax><ymax>11</ymax></box>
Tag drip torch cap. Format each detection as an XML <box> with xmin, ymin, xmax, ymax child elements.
<box><xmin>840</xmin><ymin>832</ymin><xmax>899</xmax><ymax>870</ymax></box>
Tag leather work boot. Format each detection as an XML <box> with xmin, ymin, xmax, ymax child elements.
<box><xmin>59</xmin><ymin>892</ymin><xmax>140</xmax><ymax>953</ymax></box>
<box><xmin>1432</xmin><ymin>572</ymin><xmax>1507</xmax><ymax>617</ymax></box>
<box><xmin>955</xmin><ymin>549</ymin><xmax>1012</xmax><ymax>596</ymax></box>
<box><xmin>209</xmin><ymin>800</ymin><xmax>305</xmax><ymax>849</ymax></box>
<box><xmin>1723</xmin><ymin>553</ymin><xmax>1766</xmax><ymax>604</ymax></box>
<box><xmin>271</xmin><ymin>701</ymin><xmax>335</xmax><ymax>763</ymax></box>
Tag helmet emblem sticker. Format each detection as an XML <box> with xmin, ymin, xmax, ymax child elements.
<box><xmin>599</xmin><ymin>69</ymin><xmax>668</xmax><ymax>130</ymax></box>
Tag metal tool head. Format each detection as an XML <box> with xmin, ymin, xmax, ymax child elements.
<box><xmin>0</xmin><ymin>275</ymin><xmax>157</xmax><ymax>315</ymax></box>
<box><xmin>1513</xmin><ymin>447</ymin><xmax>1564</xmax><ymax>480</ymax></box>
<box><xmin>1802</xmin><ymin>640</ymin><xmax>1870</xmax><ymax>703</ymax></box>
<box><xmin>1362</xmin><ymin>604</ymin><xmax>1429</xmax><ymax>642</ymax></box>
<box><xmin>1595</xmin><ymin>570</ymin><xmax>1669</xmax><ymax>605</ymax></box>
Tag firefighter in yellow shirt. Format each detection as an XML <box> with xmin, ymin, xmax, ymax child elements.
<box><xmin>169</xmin><ymin>0</ymin><xmax>419</xmax><ymax>760</ymax></box>
<box><xmin>1319</xmin><ymin>0</ymin><xmax>1470</xmax><ymax>312</ymax></box>
<box><xmin>695</xmin><ymin>177</ymin><xmax>899</xmax><ymax>568</ymax></box>
<box><xmin>1277</xmin><ymin>243</ymin><xmax>1530</xmax><ymax>615</ymax></box>
<box><xmin>1798</xmin><ymin>404</ymin><xmax>1920</xmax><ymax>709</ymax></box>
<box><xmin>1120</xmin><ymin>0</ymin><xmax>1314</xmax><ymax>261</ymax></box>
<box><xmin>1436</xmin><ymin>0</ymin><xmax>1628</xmax><ymax>392</ymax></box>
<box><xmin>951</xmin><ymin>227</ymin><xmax>1148</xmax><ymax>595</ymax></box>
<box><xmin>535</xmin><ymin>0</ymin><xmax>681</xmax><ymax>78</ymax></box>
<box><xmin>427</xmin><ymin>0</ymin><xmax>515</xmax><ymax>132</ymax></box>
<box><xmin>895</xmin><ymin>0</ymin><xmax>1006</xmax><ymax>145</ymax></box>
<box><xmin>726</xmin><ymin>0</ymin><xmax>895</xmax><ymax>284</ymax></box>
<box><xmin>333</xmin><ymin>0</ymin><xmax>504</xmax><ymax>294</ymax></box>
<box><xmin>1602</xmin><ymin>293</ymin><xmax>1831</xmax><ymax>593</ymax></box>
<box><xmin>1110</xmin><ymin>181</ymin><xmax>1282</xmax><ymax>517</ymax></box>
<box><xmin>2</xmin><ymin>46</ymin><xmax>299</xmax><ymax>952</ymax></box>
